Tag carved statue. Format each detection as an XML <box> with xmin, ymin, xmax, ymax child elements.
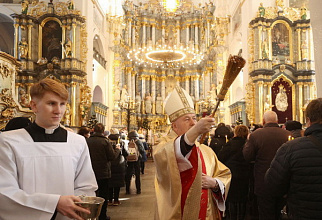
<box><xmin>64</xmin><ymin>103</ymin><xmax>71</xmax><ymax>126</ymax></box>
<box><xmin>300</xmin><ymin>6</ymin><xmax>307</xmax><ymax>20</ymax></box>
<box><xmin>301</xmin><ymin>40</ymin><xmax>308</xmax><ymax>60</ymax></box>
<box><xmin>21</xmin><ymin>0</ymin><xmax>29</xmax><ymax>15</ymax></box>
<box><xmin>114</xmin><ymin>82</ymin><xmax>121</xmax><ymax>106</ymax></box>
<box><xmin>135</xmin><ymin>93</ymin><xmax>142</xmax><ymax>113</ymax></box>
<box><xmin>19</xmin><ymin>88</ymin><xmax>30</xmax><ymax>108</ymax></box>
<box><xmin>264</xmin><ymin>95</ymin><xmax>274</xmax><ymax>111</ymax></box>
<box><xmin>67</xmin><ymin>0</ymin><xmax>74</xmax><ymax>10</ymax></box>
<box><xmin>145</xmin><ymin>93</ymin><xmax>152</xmax><ymax>114</ymax></box>
<box><xmin>258</xmin><ymin>3</ymin><xmax>265</xmax><ymax>17</ymax></box>
<box><xmin>120</xmin><ymin>85</ymin><xmax>129</xmax><ymax>107</ymax></box>
<box><xmin>63</xmin><ymin>38</ymin><xmax>72</xmax><ymax>58</ymax></box>
<box><xmin>275</xmin><ymin>85</ymin><xmax>288</xmax><ymax>112</ymax></box>
<box><xmin>155</xmin><ymin>94</ymin><xmax>163</xmax><ymax>114</ymax></box>
<box><xmin>18</xmin><ymin>37</ymin><xmax>28</xmax><ymax>59</ymax></box>
<box><xmin>262</xmin><ymin>39</ymin><xmax>268</xmax><ymax>59</ymax></box>
<box><xmin>37</xmin><ymin>57</ymin><xmax>48</xmax><ymax>65</ymax></box>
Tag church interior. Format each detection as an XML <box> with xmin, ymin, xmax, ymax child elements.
<box><xmin>0</xmin><ymin>0</ymin><xmax>321</xmax><ymax>137</ymax></box>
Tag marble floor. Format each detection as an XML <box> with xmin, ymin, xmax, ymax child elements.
<box><xmin>107</xmin><ymin>160</ymin><xmax>156</xmax><ymax>220</ymax></box>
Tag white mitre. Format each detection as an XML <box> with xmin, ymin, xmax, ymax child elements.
<box><xmin>164</xmin><ymin>86</ymin><xmax>195</xmax><ymax>122</ymax></box>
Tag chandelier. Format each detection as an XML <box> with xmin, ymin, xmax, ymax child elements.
<box><xmin>160</xmin><ymin>0</ymin><xmax>182</xmax><ymax>12</ymax></box>
<box><xmin>127</xmin><ymin>43</ymin><xmax>204</xmax><ymax>69</ymax></box>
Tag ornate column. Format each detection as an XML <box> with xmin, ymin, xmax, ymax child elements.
<box><xmin>185</xmin><ymin>76</ymin><xmax>190</xmax><ymax>94</ymax></box>
<box><xmin>204</xmin><ymin>71</ymin><xmax>210</xmax><ymax>94</ymax></box>
<box><xmin>162</xmin><ymin>20</ymin><xmax>165</xmax><ymax>45</ymax></box>
<box><xmin>193</xmin><ymin>75</ymin><xmax>200</xmax><ymax>100</ymax></box>
<box><xmin>142</xmin><ymin>75</ymin><xmax>146</xmax><ymax>97</ymax></box>
<box><xmin>128</xmin><ymin>20</ymin><xmax>132</xmax><ymax>46</ymax></box>
<box><xmin>186</xmin><ymin>24</ymin><xmax>189</xmax><ymax>45</ymax></box>
<box><xmin>127</xmin><ymin>67</ymin><xmax>132</xmax><ymax>99</ymax></box>
<box><xmin>298</xmin><ymin>82</ymin><xmax>304</xmax><ymax>123</ymax></box>
<box><xmin>151</xmin><ymin>75</ymin><xmax>156</xmax><ymax>114</ymax></box>
<box><xmin>27</xmin><ymin>22</ymin><xmax>32</xmax><ymax>60</ymax></box>
<box><xmin>161</xmin><ymin>76</ymin><xmax>166</xmax><ymax>99</ymax></box>
<box><xmin>297</xmin><ymin>28</ymin><xmax>301</xmax><ymax>61</ymax></box>
<box><xmin>152</xmin><ymin>24</ymin><xmax>156</xmax><ymax>46</ymax></box>
<box><xmin>258</xmin><ymin>81</ymin><xmax>264</xmax><ymax>123</ymax></box>
<box><xmin>258</xmin><ymin>26</ymin><xmax>263</xmax><ymax>59</ymax></box>
<box><xmin>131</xmin><ymin>71</ymin><xmax>136</xmax><ymax>98</ymax></box>
<box><xmin>72</xmin><ymin>18</ymin><xmax>77</xmax><ymax>58</ymax></box>
<box><xmin>132</xmin><ymin>26</ymin><xmax>136</xmax><ymax>48</ymax></box>
<box><xmin>195</xmin><ymin>24</ymin><xmax>198</xmax><ymax>47</ymax></box>
<box><xmin>142</xmin><ymin>23</ymin><xmax>146</xmax><ymax>46</ymax></box>
<box><xmin>176</xmin><ymin>20</ymin><xmax>180</xmax><ymax>46</ymax></box>
<box><xmin>70</xmin><ymin>82</ymin><xmax>77</xmax><ymax>126</ymax></box>
<box><xmin>206</xmin><ymin>20</ymin><xmax>210</xmax><ymax>47</ymax></box>
<box><xmin>14</xmin><ymin>23</ymin><xmax>19</xmax><ymax>58</ymax></box>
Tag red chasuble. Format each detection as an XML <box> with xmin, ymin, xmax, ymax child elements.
<box><xmin>180</xmin><ymin>146</ymin><xmax>208</xmax><ymax>220</ymax></box>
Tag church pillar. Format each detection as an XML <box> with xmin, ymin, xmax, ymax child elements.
<box><xmin>186</xmin><ymin>24</ymin><xmax>189</xmax><ymax>45</ymax></box>
<box><xmin>71</xmin><ymin>82</ymin><xmax>77</xmax><ymax>126</ymax></box>
<box><xmin>151</xmin><ymin>75</ymin><xmax>156</xmax><ymax>114</ymax></box>
<box><xmin>27</xmin><ymin>23</ymin><xmax>32</xmax><ymax>60</ymax></box>
<box><xmin>195</xmin><ymin>24</ymin><xmax>198</xmax><ymax>48</ymax></box>
<box><xmin>258</xmin><ymin>81</ymin><xmax>264</xmax><ymax>122</ymax></box>
<box><xmin>176</xmin><ymin>20</ymin><xmax>180</xmax><ymax>46</ymax></box>
<box><xmin>185</xmin><ymin>76</ymin><xmax>190</xmax><ymax>94</ymax></box>
<box><xmin>161</xmin><ymin>75</ymin><xmax>166</xmax><ymax>99</ymax></box>
<box><xmin>14</xmin><ymin>23</ymin><xmax>19</xmax><ymax>58</ymax></box>
<box><xmin>72</xmin><ymin>19</ymin><xmax>76</xmax><ymax>58</ymax></box>
<box><xmin>142</xmin><ymin>23</ymin><xmax>146</xmax><ymax>46</ymax></box>
<box><xmin>298</xmin><ymin>82</ymin><xmax>304</xmax><ymax>123</ymax></box>
<box><xmin>152</xmin><ymin>24</ymin><xmax>156</xmax><ymax>47</ymax></box>
<box><xmin>131</xmin><ymin>71</ymin><xmax>136</xmax><ymax>99</ymax></box>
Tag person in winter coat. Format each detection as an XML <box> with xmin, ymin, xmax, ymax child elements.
<box><xmin>284</xmin><ymin>120</ymin><xmax>303</xmax><ymax>138</ymax></box>
<box><xmin>125</xmin><ymin>130</ymin><xmax>145</xmax><ymax>194</ymax></box>
<box><xmin>218</xmin><ymin>125</ymin><xmax>250</xmax><ymax>220</ymax></box>
<box><xmin>266</xmin><ymin>98</ymin><xmax>322</xmax><ymax>220</ymax></box>
<box><xmin>209</xmin><ymin>124</ymin><xmax>232</xmax><ymax>155</ymax></box>
<box><xmin>107</xmin><ymin>129</ymin><xmax>128</xmax><ymax>206</ymax></box>
<box><xmin>243</xmin><ymin>111</ymin><xmax>290</xmax><ymax>220</ymax></box>
<box><xmin>86</xmin><ymin>123</ymin><xmax>120</xmax><ymax>220</ymax></box>
<box><xmin>139</xmin><ymin>134</ymin><xmax>149</xmax><ymax>174</ymax></box>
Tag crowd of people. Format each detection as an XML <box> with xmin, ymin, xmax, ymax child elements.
<box><xmin>0</xmin><ymin>79</ymin><xmax>321</xmax><ymax>220</ymax></box>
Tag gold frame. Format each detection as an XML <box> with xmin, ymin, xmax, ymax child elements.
<box><xmin>38</xmin><ymin>17</ymin><xmax>63</xmax><ymax>61</ymax></box>
<box><xmin>269</xmin><ymin>20</ymin><xmax>293</xmax><ymax>64</ymax></box>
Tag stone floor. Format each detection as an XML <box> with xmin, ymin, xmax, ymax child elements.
<box><xmin>107</xmin><ymin>160</ymin><xmax>156</xmax><ymax>220</ymax></box>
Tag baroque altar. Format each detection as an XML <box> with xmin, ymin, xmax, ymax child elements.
<box><xmin>1</xmin><ymin>0</ymin><xmax>92</xmax><ymax>128</ymax></box>
<box><xmin>245</xmin><ymin>0</ymin><xmax>316</xmax><ymax>125</ymax></box>
<box><xmin>109</xmin><ymin>0</ymin><xmax>230</xmax><ymax>131</ymax></box>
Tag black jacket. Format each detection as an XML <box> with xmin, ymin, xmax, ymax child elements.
<box><xmin>265</xmin><ymin>123</ymin><xmax>322</xmax><ymax>220</ymax></box>
<box><xmin>218</xmin><ymin>137</ymin><xmax>250</xmax><ymax>202</ymax></box>
<box><xmin>86</xmin><ymin>133</ymin><xmax>120</xmax><ymax>180</ymax></box>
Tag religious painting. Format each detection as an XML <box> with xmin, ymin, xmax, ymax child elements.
<box><xmin>271</xmin><ymin>77</ymin><xmax>292</xmax><ymax>123</ymax></box>
<box><xmin>42</xmin><ymin>20</ymin><xmax>62</xmax><ymax>62</ymax></box>
<box><xmin>272</xmin><ymin>23</ymin><xmax>290</xmax><ymax>63</ymax></box>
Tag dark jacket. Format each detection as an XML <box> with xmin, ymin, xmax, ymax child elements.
<box><xmin>86</xmin><ymin>133</ymin><xmax>120</xmax><ymax>180</ymax></box>
<box><xmin>218</xmin><ymin>137</ymin><xmax>250</xmax><ymax>202</ymax></box>
<box><xmin>108</xmin><ymin>133</ymin><xmax>128</xmax><ymax>188</ymax></box>
<box><xmin>243</xmin><ymin>123</ymin><xmax>290</xmax><ymax>196</ymax></box>
<box><xmin>265</xmin><ymin>123</ymin><xmax>322</xmax><ymax>220</ymax></box>
<box><xmin>209</xmin><ymin>126</ymin><xmax>232</xmax><ymax>155</ymax></box>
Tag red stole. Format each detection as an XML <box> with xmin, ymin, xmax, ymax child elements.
<box><xmin>180</xmin><ymin>146</ymin><xmax>208</xmax><ymax>219</ymax></box>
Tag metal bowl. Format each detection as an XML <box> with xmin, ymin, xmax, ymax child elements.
<box><xmin>75</xmin><ymin>196</ymin><xmax>105</xmax><ymax>220</ymax></box>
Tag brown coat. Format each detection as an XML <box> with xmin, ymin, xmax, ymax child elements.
<box><xmin>243</xmin><ymin>123</ymin><xmax>290</xmax><ymax>196</ymax></box>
